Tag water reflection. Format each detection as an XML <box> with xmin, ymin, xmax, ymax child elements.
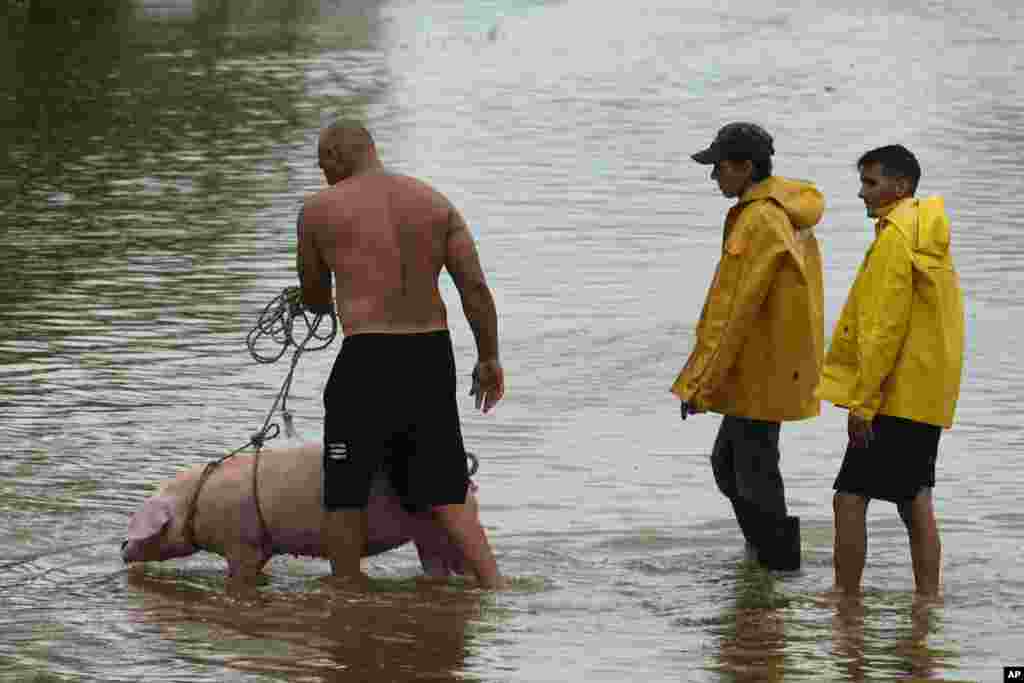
<box><xmin>708</xmin><ymin>568</ymin><xmax>960</xmax><ymax>682</ymax></box>
<box><xmin>829</xmin><ymin>593</ymin><xmax>953</xmax><ymax>682</ymax></box>
<box><xmin>125</xmin><ymin>571</ymin><xmax>487</xmax><ymax>682</ymax></box>
<box><xmin>830</xmin><ymin>596</ymin><xmax>867</xmax><ymax>682</ymax></box>
<box><xmin>713</xmin><ymin>564</ymin><xmax>789</xmax><ymax>682</ymax></box>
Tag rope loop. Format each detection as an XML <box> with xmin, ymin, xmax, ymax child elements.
<box><xmin>244</xmin><ymin>286</ymin><xmax>338</xmax><ymax>445</ymax></box>
<box><xmin>250</xmin><ymin>422</ymin><xmax>281</xmax><ymax>451</ymax></box>
<box><xmin>246</xmin><ymin>286</ymin><xmax>337</xmax><ymax>364</ymax></box>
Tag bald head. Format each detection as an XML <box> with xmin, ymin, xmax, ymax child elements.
<box><xmin>318</xmin><ymin>122</ymin><xmax>381</xmax><ymax>185</ymax></box>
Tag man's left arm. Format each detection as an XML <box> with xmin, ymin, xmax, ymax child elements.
<box><xmin>296</xmin><ymin>204</ymin><xmax>334</xmax><ymax>314</ymax></box>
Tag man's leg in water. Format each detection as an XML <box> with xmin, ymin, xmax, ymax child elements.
<box><xmin>321</xmin><ymin>335</ymin><xmax>374</xmax><ymax>583</ymax></box>
<box><xmin>898</xmin><ymin>488</ymin><xmax>941</xmax><ymax>596</ymax></box>
<box><xmin>433</xmin><ymin>493</ymin><xmax>503</xmax><ymax>589</ymax></box>
<box><xmin>324</xmin><ymin>508</ymin><xmax>367</xmax><ymax>580</ymax></box>
<box><xmin>833</xmin><ymin>492</ymin><xmax>869</xmax><ymax>594</ymax></box>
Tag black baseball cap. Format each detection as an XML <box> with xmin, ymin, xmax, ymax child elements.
<box><xmin>692</xmin><ymin>122</ymin><xmax>775</xmax><ymax>164</ymax></box>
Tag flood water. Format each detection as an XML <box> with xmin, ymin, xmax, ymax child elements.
<box><xmin>2</xmin><ymin>0</ymin><xmax>1022</xmax><ymax>681</ymax></box>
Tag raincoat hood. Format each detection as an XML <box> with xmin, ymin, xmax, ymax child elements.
<box><xmin>879</xmin><ymin>196</ymin><xmax>951</xmax><ymax>257</ymax></box>
<box><xmin>739</xmin><ymin>176</ymin><xmax>825</xmax><ymax>231</ymax></box>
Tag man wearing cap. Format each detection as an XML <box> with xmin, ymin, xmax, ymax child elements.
<box><xmin>818</xmin><ymin>145</ymin><xmax>964</xmax><ymax>596</ymax></box>
<box><xmin>670</xmin><ymin>122</ymin><xmax>825</xmax><ymax>571</ymax></box>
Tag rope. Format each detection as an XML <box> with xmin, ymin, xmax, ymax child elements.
<box><xmin>183</xmin><ymin>452</ymin><xmax>233</xmax><ymax>550</ymax></box>
<box><xmin>245</xmin><ymin>286</ymin><xmax>337</xmax><ymax>444</ymax></box>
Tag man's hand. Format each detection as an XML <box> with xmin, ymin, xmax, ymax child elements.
<box><xmin>679</xmin><ymin>400</ymin><xmax>704</xmax><ymax>422</ymax></box>
<box><xmin>470</xmin><ymin>359</ymin><xmax>504</xmax><ymax>414</ymax></box>
<box><xmin>848</xmin><ymin>412</ymin><xmax>874</xmax><ymax>449</ymax></box>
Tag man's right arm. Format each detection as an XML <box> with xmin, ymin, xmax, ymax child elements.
<box><xmin>296</xmin><ymin>204</ymin><xmax>334</xmax><ymax>315</ymax></box>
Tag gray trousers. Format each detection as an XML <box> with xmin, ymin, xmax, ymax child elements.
<box><xmin>711</xmin><ymin>415</ymin><xmax>787</xmax><ymax>544</ymax></box>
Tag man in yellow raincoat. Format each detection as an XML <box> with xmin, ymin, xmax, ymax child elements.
<box><xmin>671</xmin><ymin>122</ymin><xmax>825</xmax><ymax>571</ymax></box>
<box><xmin>818</xmin><ymin>145</ymin><xmax>965</xmax><ymax>596</ymax></box>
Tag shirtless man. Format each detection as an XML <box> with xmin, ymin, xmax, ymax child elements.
<box><xmin>297</xmin><ymin>122</ymin><xmax>505</xmax><ymax>589</ymax></box>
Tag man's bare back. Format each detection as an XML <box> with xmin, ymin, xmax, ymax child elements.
<box><xmin>300</xmin><ymin>172</ymin><xmax>467</xmax><ymax>336</ymax></box>
<box><xmin>298</xmin><ymin>122</ymin><xmax>501</xmax><ymax>409</ymax></box>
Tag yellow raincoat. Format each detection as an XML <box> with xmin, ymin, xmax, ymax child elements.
<box><xmin>817</xmin><ymin>197</ymin><xmax>965</xmax><ymax>427</ymax></box>
<box><xmin>671</xmin><ymin>176</ymin><xmax>825</xmax><ymax>422</ymax></box>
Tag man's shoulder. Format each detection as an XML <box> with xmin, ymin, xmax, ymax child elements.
<box><xmin>376</xmin><ymin>170</ymin><xmax>435</xmax><ymax>190</ymax></box>
<box><xmin>302</xmin><ymin>186</ymin><xmax>336</xmax><ymax>213</ymax></box>
<box><xmin>364</xmin><ymin>173</ymin><xmax>452</xmax><ymax>213</ymax></box>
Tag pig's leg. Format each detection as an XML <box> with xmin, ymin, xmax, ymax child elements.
<box><xmin>414</xmin><ymin>532</ymin><xmax>464</xmax><ymax>579</ymax></box>
<box><xmin>432</xmin><ymin>490</ymin><xmax>504</xmax><ymax>589</ymax></box>
<box><xmin>225</xmin><ymin>543</ymin><xmax>269</xmax><ymax>583</ymax></box>
<box><xmin>413</xmin><ymin>490</ymin><xmax>483</xmax><ymax>578</ymax></box>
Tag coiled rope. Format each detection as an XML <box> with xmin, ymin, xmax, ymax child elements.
<box><xmin>241</xmin><ymin>286</ymin><xmax>338</xmax><ymax>449</ymax></box>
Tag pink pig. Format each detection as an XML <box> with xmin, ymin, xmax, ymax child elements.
<box><xmin>121</xmin><ymin>442</ymin><xmax>473</xmax><ymax>581</ymax></box>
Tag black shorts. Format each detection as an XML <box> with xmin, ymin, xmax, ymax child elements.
<box><xmin>322</xmin><ymin>330</ymin><xmax>469</xmax><ymax>512</ymax></box>
<box><xmin>833</xmin><ymin>414</ymin><xmax>942</xmax><ymax>504</ymax></box>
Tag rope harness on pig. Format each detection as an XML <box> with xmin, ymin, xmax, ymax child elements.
<box><xmin>182</xmin><ymin>449</ymin><xmax>263</xmax><ymax>552</ymax></box>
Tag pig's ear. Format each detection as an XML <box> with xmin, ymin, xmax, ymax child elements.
<box><xmin>126</xmin><ymin>495</ymin><xmax>175</xmax><ymax>543</ymax></box>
